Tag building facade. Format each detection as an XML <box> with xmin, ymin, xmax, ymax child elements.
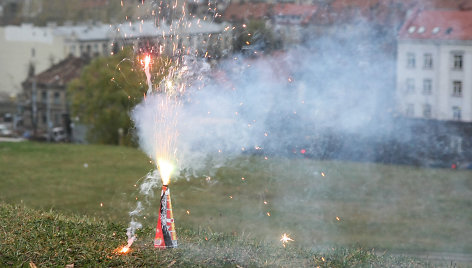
<box><xmin>0</xmin><ymin>24</ymin><xmax>66</xmax><ymax>98</ymax></box>
<box><xmin>397</xmin><ymin>9</ymin><xmax>472</xmax><ymax>122</ymax></box>
<box><xmin>20</xmin><ymin>56</ymin><xmax>85</xmax><ymax>138</ymax></box>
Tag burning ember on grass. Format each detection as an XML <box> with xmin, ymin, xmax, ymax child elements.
<box><xmin>119</xmin><ymin>246</ymin><xmax>130</xmax><ymax>254</ymax></box>
<box><xmin>280</xmin><ymin>233</ymin><xmax>294</xmax><ymax>247</ymax></box>
<box><xmin>114</xmin><ymin>243</ymin><xmax>131</xmax><ymax>255</ymax></box>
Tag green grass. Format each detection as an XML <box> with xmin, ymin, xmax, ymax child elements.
<box><xmin>1</xmin><ymin>142</ymin><xmax>472</xmax><ymax>266</ymax></box>
<box><xmin>0</xmin><ymin>203</ymin><xmax>424</xmax><ymax>267</ymax></box>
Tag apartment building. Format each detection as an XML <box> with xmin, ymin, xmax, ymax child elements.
<box><xmin>397</xmin><ymin>9</ymin><xmax>472</xmax><ymax>122</ymax></box>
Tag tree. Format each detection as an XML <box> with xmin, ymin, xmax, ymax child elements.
<box><xmin>68</xmin><ymin>48</ymin><xmax>169</xmax><ymax>145</ymax></box>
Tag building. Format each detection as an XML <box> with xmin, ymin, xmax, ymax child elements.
<box><xmin>115</xmin><ymin>19</ymin><xmax>233</xmax><ymax>59</ymax></box>
<box><xmin>0</xmin><ymin>24</ymin><xmax>67</xmax><ymax>98</ymax></box>
<box><xmin>223</xmin><ymin>2</ymin><xmax>271</xmax><ymax>22</ymax></box>
<box><xmin>54</xmin><ymin>22</ymin><xmax>113</xmax><ymax>58</ymax></box>
<box><xmin>0</xmin><ymin>18</ymin><xmax>232</xmax><ymax>99</ymax></box>
<box><xmin>397</xmin><ymin>9</ymin><xmax>472</xmax><ymax>122</ymax></box>
<box><xmin>20</xmin><ymin>56</ymin><xmax>85</xmax><ymax>138</ymax></box>
<box><xmin>0</xmin><ymin>23</ymin><xmax>66</xmax><ymax>99</ymax></box>
<box><xmin>272</xmin><ymin>3</ymin><xmax>317</xmax><ymax>46</ymax></box>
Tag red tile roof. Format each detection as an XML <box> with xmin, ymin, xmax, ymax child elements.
<box><xmin>223</xmin><ymin>3</ymin><xmax>270</xmax><ymax>22</ymax></box>
<box><xmin>311</xmin><ymin>0</ymin><xmax>404</xmax><ymax>25</ymax></box>
<box><xmin>24</xmin><ymin>56</ymin><xmax>86</xmax><ymax>88</ymax></box>
<box><xmin>273</xmin><ymin>4</ymin><xmax>317</xmax><ymax>24</ymax></box>
<box><xmin>399</xmin><ymin>9</ymin><xmax>472</xmax><ymax>40</ymax></box>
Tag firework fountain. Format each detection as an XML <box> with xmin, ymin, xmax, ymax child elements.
<box><xmin>118</xmin><ymin>0</ymin><xmax>218</xmax><ymax>253</ymax></box>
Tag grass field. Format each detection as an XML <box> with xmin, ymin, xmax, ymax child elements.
<box><xmin>1</xmin><ymin>142</ymin><xmax>471</xmax><ymax>266</ymax></box>
<box><xmin>1</xmin><ymin>203</ymin><xmax>424</xmax><ymax>267</ymax></box>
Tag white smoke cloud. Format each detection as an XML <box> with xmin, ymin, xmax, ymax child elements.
<box><xmin>131</xmin><ymin>23</ymin><xmax>397</xmax><ymax>174</ymax></box>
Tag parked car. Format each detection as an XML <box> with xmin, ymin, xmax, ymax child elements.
<box><xmin>0</xmin><ymin>124</ymin><xmax>13</xmax><ymax>137</ymax></box>
<box><xmin>52</xmin><ymin>127</ymin><xmax>67</xmax><ymax>142</ymax></box>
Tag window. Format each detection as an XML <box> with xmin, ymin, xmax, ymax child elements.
<box><xmin>31</xmin><ymin>48</ymin><xmax>36</xmax><ymax>57</ymax></box>
<box><xmin>407</xmin><ymin>53</ymin><xmax>415</xmax><ymax>68</ymax></box>
<box><xmin>406</xmin><ymin>104</ymin><xmax>414</xmax><ymax>116</ymax></box>
<box><xmin>450</xmin><ymin>136</ymin><xmax>463</xmax><ymax>153</ymax></box>
<box><xmin>452</xmin><ymin>106</ymin><xmax>461</xmax><ymax>121</ymax></box>
<box><xmin>423</xmin><ymin>104</ymin><xmax>431</xmax><ymax>118</ymax></box>
<box><xmin>70</xmin><ymin>45</ymin><xmax>76</xmax><ymax>54</ymax></box>
<box><xmin>406</xmin><ymin>78</ymin><xmax>415</xmax><ymax>93</ymax></box>
<box><xmin>54</xmin><ymin>92</ymin><xmax>60</xmax><ymax>105</ymax></box>
<box><xmin>423</xmin><ymin>53</ymin><xmax>433</xmax><ymax>69</ymax></box>
<box><xmin>423</xmin><ymin>79</ymin><xmax>432</xmax><ymax>95</ymax></box>
<box><xmin>453</xmin><ymin>81</ymin><xmax>462</xmax><ymax>97</ymax></box>
<box><xmin>453</xmin><ymin>53</ymin><xmax>463</xmax><ymax>70</ymax></box>
<box><xmin>54</xmin><ymin>113</ymin><xmax>60</xmax><ymax>126</ymax></box>
<box><xmin>41</xmin><ymin>91</ymin><xmax>47</xmax><ymax>103</ymax></box>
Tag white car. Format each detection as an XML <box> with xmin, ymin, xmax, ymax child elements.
<box><xmin>0</xmin><ymin>124</ymin><xmax>13</xmax><ymax>137</ymax></box>
<box><xmin>52</xmin><ymin>127</ymin><xmax>67</xmax><ymax>142</ymax></box>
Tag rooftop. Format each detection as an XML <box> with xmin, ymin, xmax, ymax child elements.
<box><xmin>24</xmin><ymin>56</ymin><xmax>86</xmax><ymax>88</ymax></box>
<box><xmin>273</xmin><ymin>3</ymin><xmax>317</xmax><ymax>25</ymax></box>
<box><xmin>53</xmin><ymin>19</ymin><xmax>230</xmax><ymax>41</ymax></box>
<box><xmin>399</xmin><ymin>9</ymin><xmax>472</xmax><ymax>40</ymax></box>
<box><xmin>4</xmin><ymin>23</ymin><xmax>54</xmax><ymax>43</ymax></box>
<box><xmin>223</xmin><ymin>3</ymin><xmax>270</xmax><ymax>22</ymax></box>
<box><xmin>54</xmin><ymin>23</ymin><xmax>113</xmax><ymax>41</ymax></box>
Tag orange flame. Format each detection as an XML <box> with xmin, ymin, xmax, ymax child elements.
<box><xmin>115</xmin><ymin>245</ymin><xmax>130</xmax><ymax>254</ymax></box>
<box><xmin>144</xmin><ymin>55</ymin><xmax>151</xmax><ymax>69</ymax></box>
<box><xmin>158</xmin><ymin>158</ymin><xmax>174</xmax><ymax>185</ymax></box>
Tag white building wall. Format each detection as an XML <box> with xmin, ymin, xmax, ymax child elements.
<box><xmin>397</xmin><ymin>40</ymin><xmax>472</xmax><ymax>122</ymax></box>
<box><xmin>0</xmin><ymin>24</ymin><xmax>66</xmax><ymax>98</ymax></box>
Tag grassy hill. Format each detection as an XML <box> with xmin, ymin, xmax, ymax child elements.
<box><xmin>0</xmin><ymin>203</ymin><xmax>422</xmax><ymax>267</ymax></box>
<box><xmin>1</xmin><ymin>142</ymin><xmax>471</xmax><ymax>266</ymax></box>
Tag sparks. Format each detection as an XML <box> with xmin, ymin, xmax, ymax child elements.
<box><xmin>280</xmin><ymin>233</ymin><xmax>294</xmax><ymax>247</ymax></box>
<box><xmin>144</xmin><ymin>55</ymin><xmax>151</xmax><ymax>69</ymax></box>
<box><xmin>158</xmin><ymin>159</ymin><xmax>174</xmax><ymax>185</ymax></box>
<box><xmin>115</xmin><ymin>242</ymin><xmax>132</xmax><ymax>255</ymax></box>
<box><xmin>166</xmin><ymin>80</ymin><xmax>173</xmax><ymax>88</ymax></box>
<box><xmin>119</xmin><ymin>246</ymin><xmax>130</xmax><ymax>254</ymax></box>
<box><xmin>143</xmin><ymin>54</ymin><xmax>152</xmax><ymax>94</ymax></box>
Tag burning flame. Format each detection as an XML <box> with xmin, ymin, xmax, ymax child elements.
<box><xmin>119</xmin><ymin>246</ymin><xmax>130</xmax><ymax>254</ymax></box>
<box><xmin>166</xmin><ymin>80</ymin><xmax>173</xmax><ymax>90</ymax></box>
<box><xmin>115</xmin><ymin>235</ymin><xmax>136</xmax><ymax>254</ymax></box>
<box><xmin>280</xmin><ymin>233</ymin><xmax>294</xmax><ymax>247</ymax></box>
<box><xmin>144</xmin><ymin>55</ymin><xmax>151</xmax><ymax>69</ymax></box>
<box><xmin>158</xmin><ymin>158</ymin><xmax>174</xmax><ymax>185</ymax></box>
<box><xmin>143</xmin><ymin>54</ymin><xmax>152</xmax><ymax>94</ymax></box>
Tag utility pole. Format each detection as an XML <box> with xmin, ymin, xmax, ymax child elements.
<box><xmin>32</xmin><ymin>78</ymin><xmax>37</xmax><ymax>137</ymax></box>
<box><xmin>46</xmin><ymin>90</ymin><xmax>51</xmax><ymax>142</ymax></box>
